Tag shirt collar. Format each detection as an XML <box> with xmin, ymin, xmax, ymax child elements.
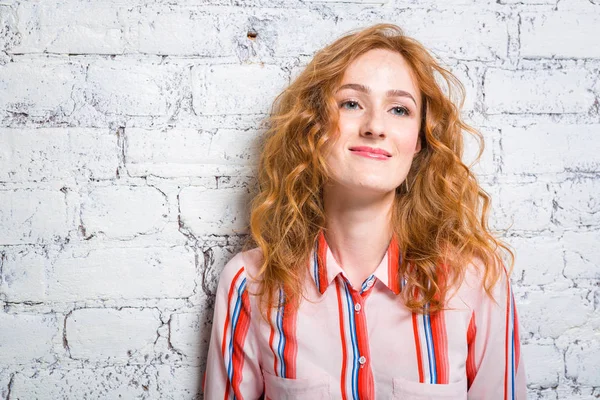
<box><xmin>309</xmin><ymin>230</ymin><xmax>402</xmax><ymax>295</ymax></box>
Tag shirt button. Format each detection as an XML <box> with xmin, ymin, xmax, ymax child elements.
<box><xmin>359</xmin><ymin>356</ymin><xmax>367</xmax><ymax>365</ymax></box>
<box><xmin>354</xmin><ymin>303</ymin><xmax>361</xmax><ymax>312</ymax></box>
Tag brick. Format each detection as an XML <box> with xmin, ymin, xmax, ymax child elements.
<box><xmin>0</xmin><ymin>128</ymin><xmax>119</xmax><ymax>182</ymax></box>
<box><xmin>522</xmin><ymin>343</ymin><xmax>563</xmax><ymax>388</ymax></box>
<box><xmin>555</xmin><ymin>0</ymin><xmax>600</xmax><ymax>11</ymax></box>
<box><xmin>477</xmin><ymin>184</ymin><xmax>502</xmax><ymax>230</ymax></box>
<box><xmin>10</xmin><ymin>365</ymin><xmax>161</xmax><ymax>398</ymax></box>
<box><xmin>86</xmin><ymin>61</ymin><xmax>177</xmax><ymax>116</ymax></box>
<box><xmin>178</xmin><ymin>186</ymin><xmax>252</xmax><ymax>236</ymax></box>
<box><xmin>562</xmin><ymin>231</ymin><xmax>600</xmax><ymax>280</ymax></box>
<box><xmin>46</xmin><ymin>246</ymin><xmax>196</xmax><ymax>302</ymax></box>
<box><xmin>80</xmin><ymin>185</ymin><xmax>168</xmax><ymax>239</ymax></box>
<box><xmin>0</xmin><ymin>312</ymin><xmax>57</xmax><ymax>364</ymax></box>
<box><xmin>1</xmin><ymin>247</ymin><xmax>48</xmax><ymax>302</ymax></box>
<box><xmin>244</xmin><ymin>10</ymin><xmax>356</xmax><ymax>58</ymax></box>
<box><xmin>484</xmin><ymin>69</ymin><xmax>593</xmax><ymax>114</ymax></box>
<box><xmin>200</xmin><ymin>245</ymin><xmax>238</xmax><ymax>297</ymax></box>
<box><xmin>134</xmin><ymin>6</ymin><xmax>240</xmax><ymax>56</ymax></box>
<box><xmin>496</xmin><ymin>182</ymin><xmax>553</xmax><ymax>231</ymax></box>
<box><xmin>499</xmin><ymin>0</ymin><xmax>554</xmax><ymax>3</ymax></box>
<box><xmin>191</xmin><ymin>64</ymin><xmax>288</xmax><ymax>115</ymax></box>
<box><xmin>446</xmin><ymin>63</ymin><xmax>478</xmax><ymax>113</ymax></box>
<box><xmin>0</xmin><ymin>5</ymin><xmax>19</xmax><ymax>53</ymax></box>
<box><xmin>401</xmin><ymin>10</ymin><xmax>508</xmax><ymax>61</ymax></box>
<box><xmin>125</xmin><ymin>127</ymin><xmax>259</xmax><ymax>178</ymax></box>
<box><xmin>501</xmin><ymin>124</ymin><xmax>600</xmax><ymax>175</ymax></box>
<box><xmin>0</xmin><ymin>189</ymin><xmax>69</xmax><ymax>245</ymax></box>
<box><xmin>1</xmin><ymin>245</ymin><xmax>197</xmax><ymax>303</ymax></box>
<box><xmin>531</xmin><ymin>388</ymin><xmax>559</xmax><ymax>400</ymax></box>
<box><xmin>565</xmin><ymin>339</ymin><xmax>600</xmax><ymax>386</ymax></box>
<box><xmin>66</xmin><ymin>308</ymin><xmax>160</xmax><ymax>362</ymax></box>
<box><xmin>521</xmin><ymin>13</ymin><xmax>600</xmax><ymax>58</ymax></box>
<box><xmin>508</xmin><ymin>235</ymin><xmax>565</xmax><ymax>286</ymax></box>
<box><xmin>14</xmin><ymin>2</ymin><xmax>124</xmax><ymax>54</ymax></box>
<box><xmin>303</xmin><ymin>0</ymin><xmax>390</xmax><ymax>3</ymax></box>
<box><xmin>0</xmin><ymin>60</ymin><xmax>83</xmax><ymax>117</ymax></box>
<box><xmin>0</xmin><ymin>368</ymin><xmax>12</xmax><ymax>399</ymax></box>
<box><xmin>462</xmin><ymin>127</ymin><xmax>498</xmax><ymax>177</ymax></box>
<box><xmin>518</xmin><ymin>289</ymin><xmax>592</xmax><ymax>338</ymax></box>
<box><xmin>249</xmin><ymin>9</ymin><xmax>507</xmax><ymax>61</ymax></box>
<box><xmin>155</xmin><ymin>365</ymin><xmax>202</xmax><ymax>398</ymax></box>
<box><xmin>169</xmin><ymin>311</ymin><xmax>212</xmax><ymax>364</ymax></box>
<box><xmin>553</xmin><ymin>178</ymin><xmax>600</xmax><ymax>228</ymax></box>
<box><xmin>10</xmin><ymin>365</ymin><xmax>202</xmax><ymax>398</ymax></box>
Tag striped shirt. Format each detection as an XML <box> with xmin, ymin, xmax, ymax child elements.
<box><xmin>204</xmin><ymin>231</ymin><xmax>526</xmax><ymax>399</ymax></box>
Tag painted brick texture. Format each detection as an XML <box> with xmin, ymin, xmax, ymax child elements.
<box><xmin>0</xmin><ymin>0</ymin><xmax>599</xmax><ymax>399</ymax></box>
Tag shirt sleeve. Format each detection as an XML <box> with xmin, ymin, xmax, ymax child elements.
<box><xmin>203</xmin><ymin>253</ymin><xmax>264</xmax><ymax>399</ymax></box>
<box><xmin>466</xmin><ymin>266</ymin><xmax>527</xmax><ymax>400</ymax></box>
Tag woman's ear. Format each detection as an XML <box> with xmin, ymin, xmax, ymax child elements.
<box><xmin>414</xmin><ymin>134</ymin><xmax>422</xmax><ymax>155</ymax></box>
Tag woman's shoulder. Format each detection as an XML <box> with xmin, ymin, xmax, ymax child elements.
<box><xmin>451</xmin><ymin>254</ymin><xmax>511</xmax><ymax>309</ymax></box>
<box><xmin>217</xmin><ymin>247</ymin><xmax>264</xmax><ymax>290</ymax></box>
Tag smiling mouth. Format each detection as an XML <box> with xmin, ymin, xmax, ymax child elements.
<box><xmin>349</xmin><ymin>146</ymin><xmax>392</xmax><ymax>160</ymax></box>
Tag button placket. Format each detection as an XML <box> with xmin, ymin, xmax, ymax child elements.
<box><xmin>348</xmin><ymin>288</ymin><xmax>374</xmax><ymax>396</ymax></box>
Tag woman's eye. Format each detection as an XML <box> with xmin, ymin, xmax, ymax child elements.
<box><xmin>340</xmin><ymin>100</ymin><xmax>360</xmax><ymax>110</ymax></box>
<box><xmin>391</xmin><ymin>106</ymin><xmax>410</xmax><ymax>116</ymax></box>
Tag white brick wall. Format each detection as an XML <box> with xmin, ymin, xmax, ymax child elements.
<box><xmin>0</xmin><ymin>0</ymin><xmax>599</xmax><ymax>398</ymax></box>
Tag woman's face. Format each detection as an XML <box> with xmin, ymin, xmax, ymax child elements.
<box><xmin>326</xmin><ymin>48</ymin><xmax>422</xmax><ymax>196</ymax></box>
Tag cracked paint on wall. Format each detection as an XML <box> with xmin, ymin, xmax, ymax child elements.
<box><xmin>0</xmin><ymin>0</ymin><xmax>599</xmax><ymax>398</ymax></box>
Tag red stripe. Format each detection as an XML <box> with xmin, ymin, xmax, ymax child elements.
<box><xmin>336</xmin><ymin>280</ymin><xmax>348</xmax><ymax>400</ymax></box>
<box><xmin>503</xmin><ymin>281</ymin><xmax>511</xmax><ymax>400</ymax></box>
<box><xmin>513</xmin><ymin>295</ymin><xmax>521</xmax><ymax>370</ymax></box>
<box><xmin>412</xmin><ymin>312</ymin><xmax>425</xmax><ymax>383</ymax></box>
<box><xmin>221</xmin><ymin>268</ymin><xmax>245</xmax><ymax>357</ymax></box>
<box><xmin>267</xmin><ymin>307</ymin><xmax>278</xmax><ymax>376</ymax></box>
<box><xmin>282</xmin><ymin>300</ymin><xmax>298</xmax><ymax>379</ymax></box>
<box><xmin>231</xmin><ymin>290</ymin><xmax>251</xmax><ymax>399</ymax></box>
<box><xmin>466</xmin><ymin>311</ymin><xmax>477</xmax><ymax>388</ymax></box>
<box><xmin>317</xmin><ymin>231</ymin><xmax>328</xmax><ymax>294</ymax></box>
<box><xmin>353</xmin><ymin>294</ymin><xmax>374</xmax><ymax>398</ymax></box>
<box><xmin>430</xmin><ymin>310</ymin><xmax>449</xmax><ymax>384</ymax></box>
<box><xmin>221</xmin><ymin>267</ymin><xmax>245</xmax><ymax>400</ymax></box>
<box><xmin>387</xmin><ymin>236</ymin><xmax>400</xmax><ymax>294</ymax></box>
<box><xmin>428</xmin><ymin>261</ymin><xmax>449</xmax><ymax>383</ymax></box>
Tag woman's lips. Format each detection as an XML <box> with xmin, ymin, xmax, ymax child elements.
<box><xmin>349</xmin><ymin>146</ymin><xmax>392</xmax><ymax>160</ymax></box>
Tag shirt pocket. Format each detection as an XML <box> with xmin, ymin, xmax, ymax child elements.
<box><xmin>392</xmin><ymin>376</ymin><xmax>467</xmax><ymax>400</ymax></box>
<box><xmin>263</xmin><ymin>371</ymin><xmax>332</xmax><ymax>400</ymax></box>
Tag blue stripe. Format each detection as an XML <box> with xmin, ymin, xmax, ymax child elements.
<box><xmin>276</xmin><ymin>289</ymin><xmax>286</xmax><ymax>378</ymax></box>
<box><xmin>360</xmin><ymin>274</ymin><xmax>375</xmax><ymax>294</ymax></box>
<box><xmin>510</xmin><ymin>291</ymin><xmax>516</xmax><ymax>399</ymax></box>
<box><xmin>422</xmin><ymin>305</ymin><xmax>437</xmax><ymax>384</ymax></box>
<box><xmin>226</xmin><ymin>277</ymin><xmax>247</xmax><ymax>387</ymax></box>
<box><xmin>343</xmin><ymin>281</ymin><xmax>359</xmax><ymax>400</ymax></box>
<box><xmin>313</xmin><ymin>249</ymin><xmax>320</xmax><ymax>292</ymax></box>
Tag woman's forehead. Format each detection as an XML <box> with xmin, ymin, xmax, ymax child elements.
<box><xmin>337</xmin><ymin>49</ymin><xmax>421</xmax><ymax>105</ymax></box>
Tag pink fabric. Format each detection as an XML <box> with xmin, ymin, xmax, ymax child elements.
<box><xmin>204</xmin><ymin>232</ymin><xmax>526</xmax><ymax>399</ymax></box>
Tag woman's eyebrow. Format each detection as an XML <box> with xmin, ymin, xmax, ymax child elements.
<box><xmin>336</xmin><ymin>83</ymin><xmax>417</xmax><ymax>106</ymax></box>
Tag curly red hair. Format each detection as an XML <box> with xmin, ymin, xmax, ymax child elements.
<box><xmin>246</xmin><ymin>23</ymin><xmax>513</xmax><ymax>316</ymax></box>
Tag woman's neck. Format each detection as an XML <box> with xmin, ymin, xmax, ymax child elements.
<box><xmin>322</xmin><ymin>185</ymin><xmax>395</xmax><ymax>289</ymax></box>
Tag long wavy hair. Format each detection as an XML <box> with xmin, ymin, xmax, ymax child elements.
<box><xmin>247</xmin><ymin>23</ymin><xmax>514</xmax><ymax>316</ymax></box>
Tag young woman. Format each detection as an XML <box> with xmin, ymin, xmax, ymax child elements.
<box><xmin>204</xmin><ymin>23</ymin><xmax>526</xmax><ymax>399</ymax></box>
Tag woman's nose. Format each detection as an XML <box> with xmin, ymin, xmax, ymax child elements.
<box><xmin>360</xmin><ymin>109</ymin><xmax>386</xmax><ymax>138</ymax></box>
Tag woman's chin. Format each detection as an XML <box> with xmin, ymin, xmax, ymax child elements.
<box><xmin>331</xmin><ymin>180</ymin><xmax>399</xmax><ymax>197</ymax></box>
